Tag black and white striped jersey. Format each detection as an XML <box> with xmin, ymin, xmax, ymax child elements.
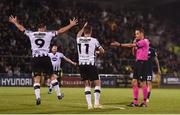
<box><xmin>77</xmin><ymin>36</ymin><xmax>102</xmax><ymax>65</ymax></box>
<box><xmin>24</xmin><ymin>30</ymin><xmax>57</xmax><ymax>57</ymax></box>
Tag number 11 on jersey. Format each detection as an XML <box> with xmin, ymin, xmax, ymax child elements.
<box><xmin>78</xmin><ymin>43</ymin><xmax>89</xmax><ymax>54</ymax></box>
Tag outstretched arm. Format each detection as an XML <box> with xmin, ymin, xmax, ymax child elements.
<box><xmin>77</xmin><ymin>22</ymin><xmax>88</xmax><ymax>38</ymax></box>
<box><xmin>121</xmin><ymin>43</ymin><xmax>137</xmax><ymax>48</ymax></box>
<box><xmin>111</xmin><ymin>41</ymin><xmax>136</xmax><ymax>48</ymax></box>
<box><xmin>57</xmin><ymin>17</ymin><xmax>78</xmax><ymax>34</ymax></box>
<box><xmin>9</xmin><ymin>15</ymin><xmax>25</xmax><ymax>32</ymax></box>
<box><xmin>63</xmin><ymin>56</ymin><xmax>77</xmax><ymax>66</ymax></box>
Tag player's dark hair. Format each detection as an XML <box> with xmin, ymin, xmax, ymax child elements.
<box><xmin>37</xmin><ymin>23</ymin><xmax>45</xmax><ymax>28</ymax></box>
<box><xmin>135</xmin><ymin>28</ymin><xmax>144</xmax><ymax>34</ymax></box>
<box><xmin>84</xmin><ymin>25</ymin><xmax>92</xmax><ymax>34</ymax></box>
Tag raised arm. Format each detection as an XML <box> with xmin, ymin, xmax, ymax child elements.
<box><xmin>9</xmin><ymin>15</ymin><xmax>25</xmax><ymax>32</ymax></box>
<box><xmin>57</xmin><ymin>17</ymin><xmax>78</xmax><ymax>34</ymax></box>
<box><xmin>111</xmin><ymin>41</ymin><xmax>136</xmax><ymax>48</ymax></box>
<box><xmin>63</xmin><ymin>56</ymin><xmax>77</xmax><ymax>66</ymax></box>
<box><xmin>76</xmin><ymin>22</ymin><xmax>88</xmax><ymax>38</ymax></box>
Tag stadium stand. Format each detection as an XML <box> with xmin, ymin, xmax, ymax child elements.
<box><xmin>0</xmin><ymin>0</ymin><xmax>180</xmax><ymax>77</ymax></box>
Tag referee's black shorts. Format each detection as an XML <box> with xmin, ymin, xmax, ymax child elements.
<box><xmin>31</xmin><ymin>56</ymin><xmax>53</xmax><ymax>77</ymax></box>
<box><xmin>79</xmin><ymin>65</ymin><xmax>99</xmax><ymax>81</ymax></box>
<box><xmin>133</xmin><ymin>60</ymin><xmax>148</xmax><ymax>81</ymax></box>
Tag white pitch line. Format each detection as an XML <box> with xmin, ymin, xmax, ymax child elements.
<box><xmin>70</xmin><ymin>102</ymin><xmax>126</xmax><ymax>110</ymax></box>
<box><xmin>103</xmin><ymin>105</ymin><xmax>126</xmax><ymax>110</ymax></box>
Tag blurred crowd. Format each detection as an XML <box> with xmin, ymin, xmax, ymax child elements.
<box><xmin>0</xmin><ymin>0</ymin><xmax>180</xmax><ymax>76</ymax></box>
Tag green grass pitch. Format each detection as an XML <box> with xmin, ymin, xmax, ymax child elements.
<box><xmin>0</xmin><ymin>87</ymin><xmax>180</xmax><ymax>114</ymax></box>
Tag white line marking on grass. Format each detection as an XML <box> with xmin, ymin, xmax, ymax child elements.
<box><xmin>103</xmin><ymin>105</ymin><xmax>126</xmax><ymax>110</ymax></box>
<box><xmin>66</xmin><ymin>102</ymin><xmax>126</xmax><ymax>110</ymax></box>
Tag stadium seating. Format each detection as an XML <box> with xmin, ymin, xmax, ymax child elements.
<box><xmin>0</xmin><ymin>0</ymin><xmax>179</xmax><ymax>76</ymax></box>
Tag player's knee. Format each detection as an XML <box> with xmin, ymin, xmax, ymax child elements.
<box><xmin>95</xmin><ymin>80</ymin><xmax>101</xmax><ymax>86</ymax></box>
<box><xmin>132</xmin><ymin>79</ymin><xmax>138</xmax><ymax>86</ymax></box>
<box><xmin>141</xmin><ymin>81</ymin><xmax>147</xmax><ymax>87</ymax></box>
<box><xmin>147</xmin><ymin>81</ymin><xmax>152</xmax><ymax>86</ymax></box>
<box><xmin>84</xmin><ymin>80</ymin><xmax>90</xmax><ymax>87</ymax></box>
<box><xmin>50</xmin><ymin>74</ymin><xmax>57</xmax><ymax>80</ymax></box>
<box><xmin>34</xmin><ymin>76</ymin><xmax>41</xmax><ymax>83</ymax></box>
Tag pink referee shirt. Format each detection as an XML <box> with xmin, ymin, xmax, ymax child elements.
<box><xmin>135</xmin><ymin>39</ymin><xmax>149</xmax><ymax>61</ymax></box>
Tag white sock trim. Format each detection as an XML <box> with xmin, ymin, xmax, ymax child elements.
<box><xmin>33</xmin><ymin>83</ymin><xmax>40</xmax><ymax>87</ymax></box>
<box><xmin>95</xmin><ymin>86</ymin><xmax>101</xmax><ymax>90</ymax></box>
<box><xmin>85</xmin><ymin>86</ymin><xmax>91</xmax><ymax>92</ymax></box>
<box><xmin>51</xmin><ymin>79</ymin><xmax>58</xmax><ymax>84</ymax></box>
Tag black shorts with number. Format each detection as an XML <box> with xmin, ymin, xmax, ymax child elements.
<box><xmin>79</xmin><ymin>65</ymin><xmax>99</xmax><ymax>81</ymax></box>
<box><xmin>133</xmin><ymin>60</ymin><xmax>148</xmax><ymax>81</ymax></box>
<box><xmin>31</xmin><ymin>56</ymin><xmax>53</xmax><ymax>77</ymax></box>
<box><xmin>147</xmin><ymin>61</ymin><xmax>153</xmax><ymax>81</ymax></box>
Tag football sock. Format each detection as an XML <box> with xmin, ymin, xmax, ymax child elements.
<box><xmin>51</xmin><ymin>79</ymin><xmax>61</xmax><ymax>96</ymax></box>
<box><xmin>85</xmin><ymin>86</ymin><xmax>92</xmax><ymax>106</ymax></box>
<box><xmin>142</xmin><ymin>85</ymin><xmax>148</xmax><ymax>103</ymax></box>
<box><xmin>133</xmin><ymin>84</ymin><xmax>139</xmax><ymax>104</ymax></box>
<box><xmin>94</xmin><ymin>86</ymin><xmax>101</xmax><ymax>105</ymax></box>
<box><xmin>34</xmin><ymin>83</ymin><xmax>40</xmax><ymax>100</ymax></box>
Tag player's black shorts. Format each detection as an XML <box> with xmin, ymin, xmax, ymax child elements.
<box><xmin>133</xmin><ymin>60</ymin><xmax>148</xmax><ymax>81</ymax></box>
<box><xmin>79</xmin><ymin>65</ymin><xmax>99</xmax><ymax>81</ymax></box>
<box><xmin>147</xmin><ymin>62</ymin><xmax>153</xmax><ymax>81</ymax></box>
<box><xmin>31</xmin><ymin>56</ymin><xmax>53</xmax><ymax>77</ymax></box>
<box><xmin>53</xmin><ymin>69</ymin><xmax>62</xmax><ymax>78</ymax></box>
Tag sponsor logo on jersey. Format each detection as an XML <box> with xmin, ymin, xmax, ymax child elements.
<box><xmin>79</xmin><ymin>39</ymin><xmax>91</xmax><ymax>43</ymax></box>
<box><xmin>52</xmin><ymin>57</ymin><xmax>57</xmax><ymax>61</ymax></box>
